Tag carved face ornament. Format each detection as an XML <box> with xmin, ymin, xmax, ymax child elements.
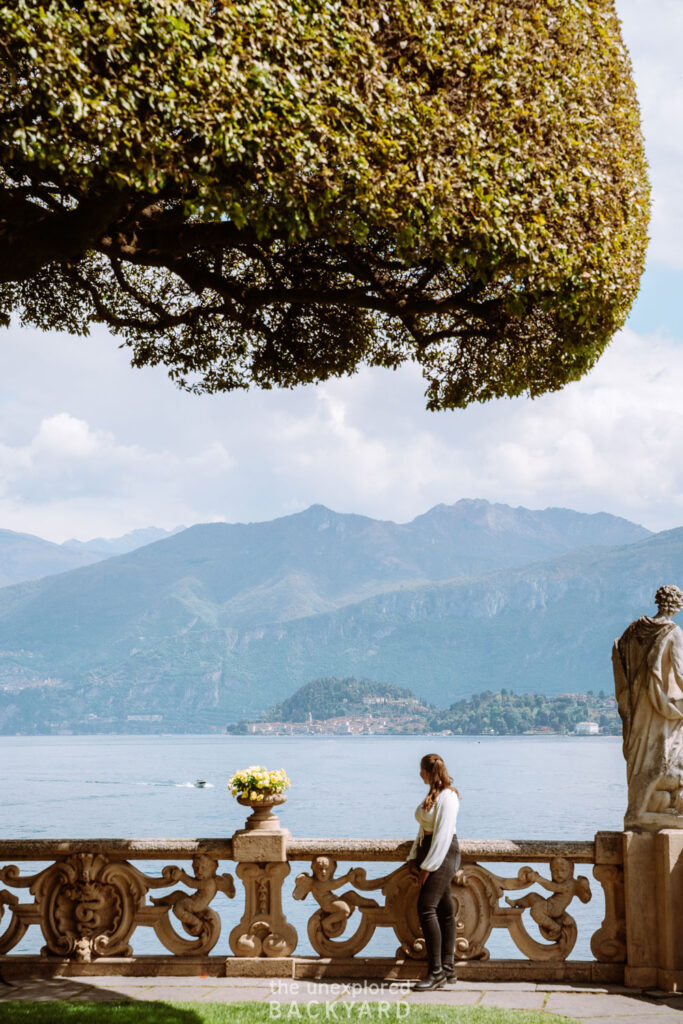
<box><xmin>313</xmin><ymin>857</ymin><xmax>333</xmax><ymax>881</ymax></box>
<box><xmin>550</xmin><ymin>858</ymin><xmax>572</xmax><ymax>883</ymax></box>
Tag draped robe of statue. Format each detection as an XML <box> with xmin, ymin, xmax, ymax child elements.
<box><xmin>612</xmin><ymin>616</ymin><xmax>683</xmax><ymax>831</ymax></box>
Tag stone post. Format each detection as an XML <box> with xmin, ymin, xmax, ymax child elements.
<box><xmin>590</xmin><ymin>831</ymin><xmax>626</xmax><ymax>965</ymax></box>
<box><xmin>623</xmin><ymin>830</ymin><xmax>683</xmax><ymax>991</ymax></box>
<box><xmin>228</xmin><ymin>816</ymin><xmax>297</xmax><ymax>958</ymax></box>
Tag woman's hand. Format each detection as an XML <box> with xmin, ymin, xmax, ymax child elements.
<box><xmin>407</xmin><ymin>860</ymin><xmax>430</xmax><ymax>884</ymax></box>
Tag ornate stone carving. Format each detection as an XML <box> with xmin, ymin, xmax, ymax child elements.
<box><xmin>612</xmin><ymin>585</ymin><xmax>683</xmax><ymax>831</ymax></box>
<box><xmin>504</xmin><ymin>859</ymin><xmax>591</xmax><ymax>957</ymax></box>
<box><xmin>451</xmin><ymin>864</ymin><xmax>498</xmax><ymax>961</ymax></box>
<box><xmin>229</xmin><ymin>862</ymin><xmax>297</xmax><ymax>957</ymax></box>
<box><xmin>590</xmin><ymin>864</ymin><xmax>626</xmax><ymax>963</ymax></box>
<box><xmin>147</xmin><ymin>855</ymin><xmax>235</xmax><ymax>956</ymax></box>
<box><xmin>1</xmin><ymin>854</ymin><xmax>147</xmax><ymax>960</ymax></box>
<box><xmin>0</xmin><ymin>853</ymin><xmax>235</xmax><ymax>959</ymax></box>
<box><xmin>293</xmin><ymin>856</ymin><xmax>381</xmax><ymax>957</ymax></box>
<box><xmin>294</xmin><ymin>856</ymin><xmax>424</xmax><ymax>959</ymax></box>
<box><xmin>454</xmin><ymin>857</ymin><xmax>591</xmax><ymax>962</ymax></box>
<box><xmin>0</xmin><ymin>885</ymin><xmax>25</xmax><ymax>954</ymax></box>
<box><xmin>380</xmin><ymin>865</ymin><xmax>425</xmax><ymax>960</ymax></box>
<box><xmin>0</xmin><ymin>839</ymin><xmax>606</xmax><ymax>970</ymax></box>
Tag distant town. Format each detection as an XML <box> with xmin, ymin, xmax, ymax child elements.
<box><xmin>226</xmin><ymin>678</ymin><xmax>621</xmax><ymax>737</ymax></box>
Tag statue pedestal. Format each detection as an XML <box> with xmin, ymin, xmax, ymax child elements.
<box><xmin>623</xmin><ymin>830</ymin><xmax>683</xmax><ymax>990</ymax></box>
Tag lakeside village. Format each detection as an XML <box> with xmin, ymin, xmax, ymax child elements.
<box><xmin>226</xmin><ymin>678</ymin><xmax>621</xmax><ymax>738</ymax></box>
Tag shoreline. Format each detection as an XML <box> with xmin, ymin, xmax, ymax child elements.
<box><xmin>0</xmin><ymin>731</ymin><xmax>623</xmax><ymax>740</ymax></box>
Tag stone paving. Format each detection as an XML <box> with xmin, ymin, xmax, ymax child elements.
<box><xmin>1</xmin><ymin>975</ymin><xmax>682</xmax><ymax>1021</ymax></box>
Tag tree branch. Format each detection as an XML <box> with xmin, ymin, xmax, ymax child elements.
<box><xmin>68</xmin><ymin>267</ymin><xmax>224</xmax><ymax>334</ymax></box>
<box><xmin>0</xmin><ymin>188</ymin><xmax>131</xmax><ymax>282</ymax></box>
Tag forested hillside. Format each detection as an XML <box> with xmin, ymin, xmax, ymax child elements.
<box><xmin>267</xmin><ymin>677</ymin><xmax>416</xmax><ymax>722</ymax></box>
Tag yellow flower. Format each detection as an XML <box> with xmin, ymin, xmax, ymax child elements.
<box><xmin>229</xmin><ymin>765</ymin><xmax>289</xmax><ymax>798</ymax></box>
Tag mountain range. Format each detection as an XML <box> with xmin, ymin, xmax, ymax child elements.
<box><xmin>0</xmin><ymin>525</ymin><xmax>184</xmax><ymax>587</ymax></box>
<box><xmin>0</xmin><ymin>499</ymin><xmax>674</xmax><ymax>733</ymax></box>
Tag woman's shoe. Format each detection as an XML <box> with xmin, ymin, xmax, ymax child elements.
<box><xmin>442</xmin><ymin>965</ymin><xmax>457</xmax><ymax>982</ymax></box>
<box><xmin>412</xmin><ymin>970</ymin><xmax>446</xmax><ymax>991</ymax></box>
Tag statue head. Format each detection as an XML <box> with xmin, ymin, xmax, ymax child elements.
<box><xmin>312</xmin><ymin>856</ymin><xmax>336</xmax><ymax>881</ymax></box>
<box><xmin>655</xmin><ymin>585</ymin><xmax>683</xmax><ymax>617</ymax></box>
<box><xmin>549</xmin><ymin>857</ymin><xmax>572</xmax><ymax>883</ymax></box>
<box><xmin>192</xmin><ymin>855</ymin><xmax>217</xmax><ymax>880</ymax></box>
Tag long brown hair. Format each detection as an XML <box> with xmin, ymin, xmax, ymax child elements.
<box><xmin>421</xmin><ymin>753</ymin><xmax>460</xmax><ymax>811</ymax></box>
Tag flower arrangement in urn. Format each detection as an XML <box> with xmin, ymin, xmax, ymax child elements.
<box><xmin>228</xmin><ymin>765</ymin><xmax>290</xmax><ymax>831</ymax></box>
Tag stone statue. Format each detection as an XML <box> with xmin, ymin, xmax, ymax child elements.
<box><xmin>612</xmin><ymin>584</ymin><xmax>683</xmax><ymax>831</ymax></box>
<box><xmin>504</xmin><ymin>858</ymin><xmax>591</xmax><ymax>942</ymax></box>
<box><xmin>293</xmin><ymin>856</ymin><xmax>378</xmax><ymax>938</ymax></box>
<box><xmin>150</xmin><ymin>855</ymin><xmax>235</xmax><ymax>941</ymax></box>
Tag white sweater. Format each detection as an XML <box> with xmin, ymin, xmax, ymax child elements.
<box><xmin>407</xmin><ymin>788</ymin><xmax>460</xmax><ymax>872</ymax></box>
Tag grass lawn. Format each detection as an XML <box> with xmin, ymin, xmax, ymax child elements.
<box><xmin>0</xmin><ymin>1003</ymin><xmax>575</xmax><ymax>1024</ymax></box>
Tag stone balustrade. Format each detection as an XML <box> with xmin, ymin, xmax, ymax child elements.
<box><xmin>0</xmin><ymin>827</ymin><xmax>679</xmax><ymax>990</ymax></box>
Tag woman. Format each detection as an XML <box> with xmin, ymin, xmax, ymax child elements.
<box><xmin>407</xmin><ymin>752</ymin><xmax>461</xmax><ymax>991</ymax></box>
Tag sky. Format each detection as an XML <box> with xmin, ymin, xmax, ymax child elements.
<box><xmin>2</xmin><ymin>0</ymin><xmax>683</xmax><ymax>543</ymax></box>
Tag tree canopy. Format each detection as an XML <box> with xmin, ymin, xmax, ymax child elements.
<box><xmin>0</xmin><ymin>0</ymin><xmax>649</xmax><ymax>409</ymax></box>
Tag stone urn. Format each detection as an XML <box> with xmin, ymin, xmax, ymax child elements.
<box><xmin>237</xmin><ymin>792</ymin><xmax>287</xmax><ymax>831</ymax></box>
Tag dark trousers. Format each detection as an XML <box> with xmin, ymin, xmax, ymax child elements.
<box><xmin>416</xmin><ymin>834</ymin><xmax>461</xmax><ymax>973</ymax></box>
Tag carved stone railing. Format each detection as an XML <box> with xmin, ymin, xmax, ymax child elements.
<box><xmin>288</xmin><ymin>837</ymin><xmax>623</xmax><ymax>968</ymax></box>
<box><xmin>0</xmin><ymin>831</ymin><xmax>636</xmax><ymax>985</ymax></box>
<box><xmin>0</xmin><ymin>840</ymin><xmax>237</xmax><ymax>962</ymax></box>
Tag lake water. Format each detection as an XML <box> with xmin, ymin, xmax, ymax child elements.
<box><xmin>0</xmin><ymin>734</ymin><xmax>626</xmax><ymax>961</ymax></box>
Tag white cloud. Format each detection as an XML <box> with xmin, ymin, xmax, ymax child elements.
<box><xmin>6</xmin><ymin>325</ymin><xmax>683</xmax><ymax>539</ymax></box>
<box><xmin>3</xmin><ymin>314</ymin><xmax>683</xmax><ymax>537</ymax></box>
<box><xmin>0</xmin><ymin>403</ymin><xmax>237</xmax><ymax>540</ymax></box>
<box><xmin>222</xmin><ymin>326</ymin><xmax>683</xmax><ymax>534</ymax></box>
<box><xmin>32</xmin><ymin>413</ymin><xmax>110</xmax><ymax>459</ymax></box>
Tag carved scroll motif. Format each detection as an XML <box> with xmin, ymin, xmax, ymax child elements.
<box><xmin>229</xmin><ymin>862</ymin><xmax>297</xmax><ymax>957</ymax></box>
<box><xmin>451</xmin><ymin>864</ymin><xmax>498</xmax><ymax>961</ymax></box>
<box><xmin>293</xmin><ymin>855</ymin><xmax>424</xmax><ymax>959</ymax></box>
<box><xmin>454</xmin><ymin>857</ymin><xmax>592</xmax><ymax>962</ymax></box>
<box><xmin>0</xmin><ymin>884</ymin><xmax>25</xmax><ymax>955</ymax></box>
<box><xmin>0</xmin><ymin>854</ymin><xmax>235</xmax><ymax>959</ymax></box>
<box><xmin>590</xmin><ymin>864</ymin><xmax>626</xmax><ymax>963</ymax></box>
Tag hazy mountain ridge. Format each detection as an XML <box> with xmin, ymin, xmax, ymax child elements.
<box><xmin>0</xmin><ymin>529</ymin><xmax>102</xmax><ymax>587</ymax></box>
<box><xmin>0</xmin><ymin>501</ymin><xmax>666</xmax><ymax>732</ymax></box>
<box><xmin>62</xmin><ymin>526</ymin><xmax>185</xmax><ymax>558</ymax></box>
<box><xmin>0</xmin><ymin>525</ymin><xmax>186</xmax><ymax>587</ymax></box>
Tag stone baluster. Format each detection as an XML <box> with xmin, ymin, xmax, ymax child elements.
<box><xmin>228</xmin><ymin>812</ymin><xmax>297</xmax><ymax>957</ymax></box>
<box><xmin>590</xmin><ymin>832</ymin><xmax>626</xmax><ymax>964</ymax></box>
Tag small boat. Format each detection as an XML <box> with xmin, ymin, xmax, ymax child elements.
<box><xmin>195</xmin><ymin>779</ymin><xmax>207</xmax><ymax>788</ymax></box>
